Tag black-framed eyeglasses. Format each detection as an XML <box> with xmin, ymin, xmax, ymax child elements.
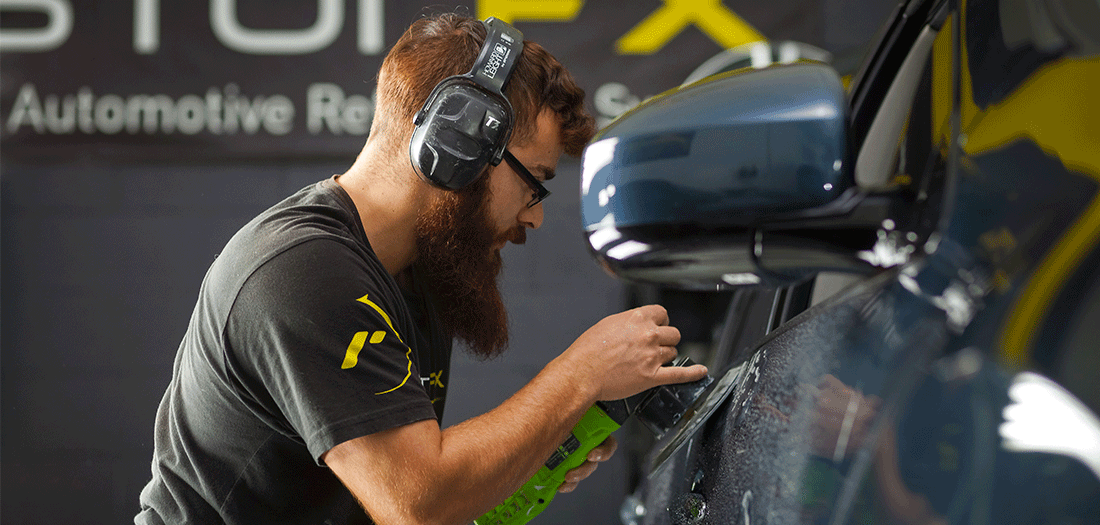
<box><xmin>502</xmin><ymin>149</ymin><xmax>550</xmax><ymax>207</ymax></box>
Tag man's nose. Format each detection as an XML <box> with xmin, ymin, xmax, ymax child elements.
<box><xmin>518</xmin><ymin>201</ymin><xmax>544</xmax><ymax>230</ymax></box>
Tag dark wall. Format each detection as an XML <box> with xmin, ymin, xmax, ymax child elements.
<box><xmin>1</xmin><ymin>163</ymin><xmax>339</xmax><ymax>522</ymax></box>
<box><xmin>1</xmin><ymin>1</ymin><xmax>895</xmax><ymax>523</ymax></box>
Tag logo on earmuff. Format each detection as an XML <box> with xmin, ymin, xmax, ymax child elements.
<box><xmin>483</xmin><ymin>40</ymin><xmax>511</xmax><ymax>80</ymax></box>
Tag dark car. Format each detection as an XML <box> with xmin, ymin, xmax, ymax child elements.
<box><xmin>579</xmin><ymin>0</ymin><xmax>1100</xmax><ymax>523</ymax></box>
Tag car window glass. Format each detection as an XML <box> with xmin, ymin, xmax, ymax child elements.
<box><xmin>811</xmin><ymin>272</ymin><xmax>863</xmax><ymax>306</ymax></box>
<box><xmin>854</xmin><ymin>25</ymin><xmax>938</xmax><ymax>189</ymax></box>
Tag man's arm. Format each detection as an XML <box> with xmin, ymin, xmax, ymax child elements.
<box><xmin>322</xmin><ymin>304</ymin><xmax>708</xmax><ymax>525</ymax></box>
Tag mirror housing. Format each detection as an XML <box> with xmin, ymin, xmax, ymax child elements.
<box><xmin>581</xmin><ymin>63</ymin><xmax>886</xmax><ymax>290</ymax></box>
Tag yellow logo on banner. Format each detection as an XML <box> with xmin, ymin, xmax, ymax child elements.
<box><xmin>478</xmin><ymin>0</ymin><xmax>764</xmax><ymax>55</ymax></box>
<box><xmin>616</xmin><ymin>0</ymin><xmax>765</xmax><ymax>54</ymax></box>
<box><xmin>477</xmin><ymin>0</ymin><xmax>584</xmax><ymax>24</ymax></box>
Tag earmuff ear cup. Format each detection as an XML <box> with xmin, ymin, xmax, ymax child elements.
<box><xmin>410</xmin><ymin>79</ymin><xmax>513</xmax><ymax>191</ymax></box>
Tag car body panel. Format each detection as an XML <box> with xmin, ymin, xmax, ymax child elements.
<box><xmin>591</xmin><ymin>0</ymin><xmax>1100</xmax><ymax>523</ymax></box>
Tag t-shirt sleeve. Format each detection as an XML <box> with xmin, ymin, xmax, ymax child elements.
<box><xmin>224</xmin><ymin>237</ymin><xmax>437</xmax><ymax>464</ymax></box>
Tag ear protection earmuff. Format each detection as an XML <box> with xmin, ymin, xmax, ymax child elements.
<box><xmin>409</xmin><ymin>17</ymin><xmax>524</xmax><ymax>191</ymax></box>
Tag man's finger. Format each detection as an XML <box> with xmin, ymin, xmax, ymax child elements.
<box><xmin>587</xmin><ymin>435</ymin><xmax>618</xmax><ymax>462</ymax></box>
<box><xmin>655</xmin><ymin>325</ymin><xmax>681</xmax><ymax>346</ymax></box>
<box><xmin>657</xmin><ymin>345</ymin><xmax>679</xmax><ymax>365</ymax></box>
<box><xmin>654</xmin><ymin>363</ymin><xmax>709</xmax><ymax>385</ymax></box>
<box><xmin>637</xmin><ymin>304</ymin><xmax>669</xmax><ymax>326</ymax></box>
<box><xmin>564</xmin><ymin>460</ymin><xmax>599</xmax><ymax>483</ymax></box>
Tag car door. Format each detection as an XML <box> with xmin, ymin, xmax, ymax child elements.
<box><xmin>616</xmin><ymin>0</ymin><xmax>1100</xmax><ymax>523</ymax></box>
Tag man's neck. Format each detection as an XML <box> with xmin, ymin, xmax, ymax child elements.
<box><xmin>336</xmin><ymin>142</ymin><xmax>429</xmax><ymax>277</ymax></box>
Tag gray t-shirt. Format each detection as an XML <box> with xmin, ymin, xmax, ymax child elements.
<box><xmin>136</xmin><ymin>178</ymin><xmax>451</xmax><ymax>524</ymax></box>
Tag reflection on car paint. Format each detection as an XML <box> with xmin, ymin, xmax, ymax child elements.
<box><xmin>596</xmin><ymin>0</ymin><xmax>1100</xmax><ymax>522</ymax></box>
<box><xmin>1000</xmin><ymin>371</ymin><xmax>1100</xmax><ymax>480</ymax></box>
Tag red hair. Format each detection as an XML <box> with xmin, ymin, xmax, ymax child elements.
<box><xmin>373</xmin><ymin>13</ymin><xmax>595</xmax><ymax>156</ymax></box>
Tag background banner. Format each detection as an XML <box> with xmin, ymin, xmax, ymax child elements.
<box><xmin>1</xmin><ymin>0</ymin><xmax>853</xmax><ymax>162</ymax></box>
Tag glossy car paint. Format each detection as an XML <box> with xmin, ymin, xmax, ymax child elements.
<box><xmin>580</xmin><ymin>62</ymin><xmax>874</xmax><ymax>291</ymax></box>
<box><xmin>581</xmin><ymin>63</ymin><xmax>850</xmax><ymax>230</ymax></box>
<box><xmin>584</xmin><ymin>0</ymin><xmax>1100</xmax><ymax>523</ymax></box>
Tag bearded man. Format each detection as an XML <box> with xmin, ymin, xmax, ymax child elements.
<box><xmin>136</xmin><ymin>13</ymin><xmax>706</xmax><ymax>525</ymax></box>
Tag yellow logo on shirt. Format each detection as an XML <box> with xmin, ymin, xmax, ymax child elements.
<box><xmin>424</xmin><ymin>370</ymin><xmax>445</xmax><ymax>389</ymax></box>
<box><xmin>340</xmin><ymin>294</ymin><xmax>413</xmax><ymax>396</ymax></box>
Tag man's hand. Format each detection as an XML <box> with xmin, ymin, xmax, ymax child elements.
<box><xmin>563</xmin><ymin>305</ymin><xmax>708</xmax><ymax>402</ymax></box>
<box><xmin>558</xmin><ymin>436</ymin><xmax>617</xmax><ymax>493</ymax></box>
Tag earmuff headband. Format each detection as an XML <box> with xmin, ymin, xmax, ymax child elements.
<box><xmin>469</xmin><ymin>18</ymin><xmax>523</xmax><ymax>96</ymax></box>
<box><xmin>409</xmin><ymin>17</ymin><xmax>526</xmax><ymax>191</ymax></box>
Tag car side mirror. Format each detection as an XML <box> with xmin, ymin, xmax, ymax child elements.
<box><xmin>581</xmin><ymin>63</ymin><xmax>887</xmax><ymax>289</ymax></box>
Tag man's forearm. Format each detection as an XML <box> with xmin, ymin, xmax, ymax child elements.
<box><xmin>327</xmin><ymin>352</ymin><xmax>598</xmax><ymax>525</ymax></box>
<box><xmin>431</xmin><ymin>355</ymin><xmax>599</xmax><ymax>522</ymax></box>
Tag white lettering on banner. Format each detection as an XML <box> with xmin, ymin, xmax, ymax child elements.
<box><xmin>211</xmin><ymin>0</ymin><xmax>342</xmax><ymax>55</ymax></box>
<box><xmin>356</xmin><ymin>0</ymin><xmax>383</xmax><ymax>55</ymax></box>
<box><xmin>307</xmin><ymin>83</ymin><xmax>373</xmax><ymax>135</ymax></box>
<box><xmin>0</xmin><ymin>0</ymin><xmax>73</xmax><ymax>52</ymax></box>
<box><xmin>132</xmin><ymin>0</ymin><xmax>384</xmax><ymax>55</ymax></box>
<box><xmin>133</xmin><ymin>0</ymin><xmax>158</xmax><ymax>54</ymax></box>
<box><xmin>4</xmin><ymin>83</ymin><xmax>307</xmax><ymax>136</ymax></box>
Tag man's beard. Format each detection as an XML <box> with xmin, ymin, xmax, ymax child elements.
<box><xmin>414</xmin><ymin>176</ymin><xmax>524</xmax><ymax>359</ymax></box>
